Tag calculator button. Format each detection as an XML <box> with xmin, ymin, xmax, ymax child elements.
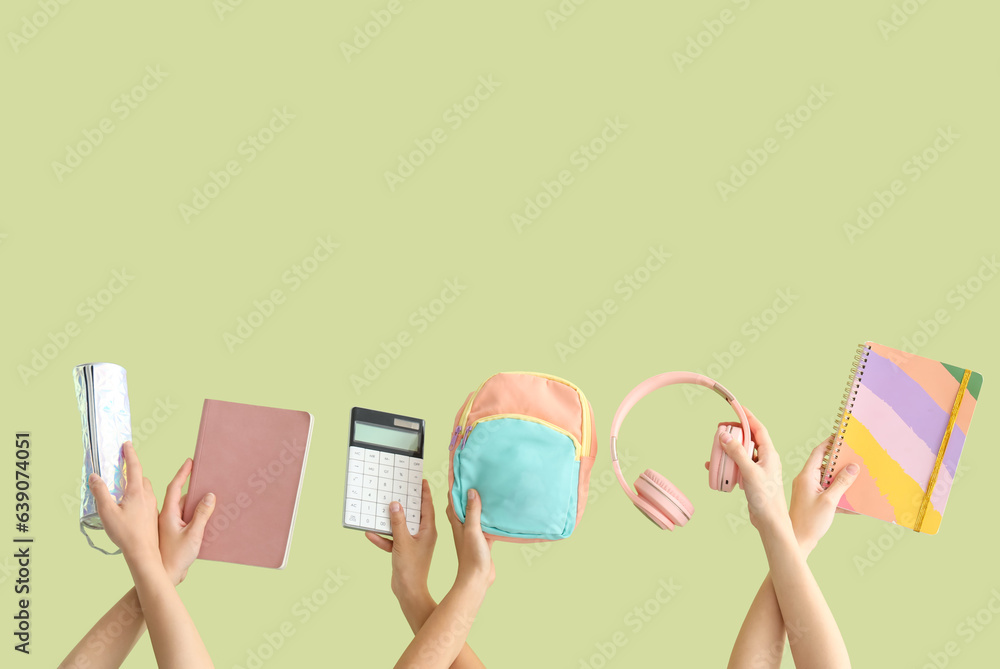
<box><xmin>365</xmin><ymin>450</ymin><xmax>378</xmax><ymax>462</ymax></box>
<box><xmin>380</xmin><ymin>452</ymin><xmax>394</xmax><ymax>465</ymax></box>
<box><xmin>406</xmin><ymin>496</ymin><xmax>420</xmax><ymax>510</ymax></box>
<box><xmin>391</xmin><ymin>492</ymin><xmax>405</xmax><ymax>504</ymax></box>
<box><xmin>378</xmin><ymin>478</ymin><xmax>392</xmax><ymax>491</ymax></box>
<box><xmin>394</xmin><ymin>468</ymin><xmax>407</xmax><ymax>481</ymax></box>
<box><xmin>405</xmin><ymin>508</ymin><xmax>419</xmax><ymax>524</ymax></box>
<box><xmin>348</xmin><ymin>473</ymin><xmax>362</xmax><ymax>487</ymax></box>
<box><xmin>408</xmin><ymin>456</ymin><xmax>423</xmax><ymax>471</ymax></box>
<box><xmin>408</xmin><ymin>470</ymin><xmax>422</xmax><ymax>484</ymax></box>
<box><xmin>361</xmin><ymin>475</ymin><xmax>375</xmax><ymax>488</ymax></box>
<box><xmin>349</xmin><ymin>447</ymin><xmax>365</xmax><ymax>461</ymax></box>
<box><xmin>407</xmin><ymin>522</ymin><xmax>419</xmax><ymax>535</ymax></box>
<box><xmin>362</xmin><ymin>501</ymin><xmax>375</xmax><ymax>515</ymax></box>
<box><xmin>407</xmin><ymin>483</ymin><xmax>421</xmax><ymax>497</ymax></box>
<box><xmin>376</xmin><ymin>503</ymin><xmax>388</xmax><ymax>518</ymax></box>
<box><xmin>362</xmin><ymin>488</ymin><xmax>376</xmax><ymax>502</ymax></box>
<box><xmin>364</xmin><ymin>462</ymin><xmax>378</xmax><ymax>476</ymax></box>
<box><xmin>377</xmin><ymin>491</ymin><xmax>390</xmax><ymax>504</ymax></box>
<box><xmin>379</xmin><ymin>465</ymin><xmax>392</xmax><ymax>478</ymax></box>
<box><xmin>375</xmin><ymin>517</ymin><xmax>390</xmax><ymax>532</ymax></box>
<box><xmin>349</xmin><ymin>461</ymin><xmax>363</xmax><ymax>474</ymax></box>
<box><xmin>395</xmin><ymin>455</ymin><xmax>409</xmax><ymax>468</ymax></box>
<box><xmin>393</xmin><ymin>481</ymin><xmax>406</xmax><ymax>494</ymax></box>
<box><xmin>345</xmin><ymin>511</ymin><xmax>360</xmax><ymax>526</ymax></box>
<box><xmin>361</xmin><ymin>515</ymin><xmax>376</xmax><ymax>529</ymax></box>
<box><xmin>347</xmin><ymin>485</ymin><xmax>362</xmax><ymax>500</ymax></box>
<box><xmin>345</xmin><ymin>499</ymin><xmax>361</xmax><ymax>513</ymax></box>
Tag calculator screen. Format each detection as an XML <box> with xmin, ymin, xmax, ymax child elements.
<box><xmin>354</xmin><ymin>421</ymin><xmax>420</xmax><ymax>454</ymax></box>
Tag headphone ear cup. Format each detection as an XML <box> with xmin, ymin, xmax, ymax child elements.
<box><xmin>634</xmin><ymin>469</ymin><xmax>694</xmax><ymax>528</ymax></box>
<box><xmin>710</xmin><ymin>423</ymin><xmax>745</xmax><ymax>492</ymax></box>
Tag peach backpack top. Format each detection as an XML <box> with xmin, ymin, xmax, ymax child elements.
<box><xmin>447</xmin><ymin>372</ymin><xmax>597</xmax><ymax>542</ymax></box>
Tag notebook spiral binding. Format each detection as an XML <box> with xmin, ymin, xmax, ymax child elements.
<box><xmin>821</xmin><ymin>342</ymin><xmax>872</xmax><ymax>488</ymax></box>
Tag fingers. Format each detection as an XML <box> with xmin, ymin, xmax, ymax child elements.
<box><xmin>163</xmin><ymin>458</ymin><xmax>192</xmax><ymax>516</ymax></box>
<box><xmin>800</xmin><ymin>440</ymin><xmax>830</xmax><ymax>479</ymax></box>
<box><xmin>719</xmin><ymin>431</ymin><xmax>754</xmax><ymax>472</ymax></box>
<box><xmin>121</xmin><ymin>442</ymin><xmax>143</xmax><ymax>499</ymax></box>
<box><xmin>741</xmin><ymin>407</ymin><xmax>773</xmax><ymax>451</ymax></box>
<box><xmin>464</xmin><ymin>489</ymin><xmax>482</xmax><ymax>531</ymax></box>
<box><xmin>88</xmin><ymin>474</ymin><xmax>116</xmax><ymax>520</ymax></box>
<box><xmin>418</xmin><ymin>479</ymin><xmax>436</xmax><ymax>533</ymax></box>
<box><xmin>365</xmin><ymin>531</ymin><xmax>393</xmax><ymax>552</ymax></box>
<box><xmin>388</xmin><ymin>500</ymin><xmax>408</xmax><ymax>536</ymax></box>
<box><xmin>184</xmin><ymin>492</ymin><xmax>216</xmax><ymax>539</ymax></box>
<box><xmin>823</xmin><ymin>462</ymin><xmax>860</xmax><ymax>502</ymax></box>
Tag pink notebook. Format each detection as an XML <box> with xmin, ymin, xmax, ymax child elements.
<box><xmin>182</xmin><ymin>399</ymin><xmax>314</xmax><ymax>569</ymax></box>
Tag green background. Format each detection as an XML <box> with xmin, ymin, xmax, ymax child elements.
<box><xmin>3</xmin><ymin>1</ymin><xmax>998</xmax><ymax>666</ymax></box>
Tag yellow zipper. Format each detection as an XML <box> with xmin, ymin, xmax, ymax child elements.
<box><xmin>457</xmin><ymin>372</ymin><xmax>592</xmax><ymax>458</ymax></box>
<box><xmin>508</xmin><ymin>371</ymin><xmax>591</xmax><ymax>458</ymax></box>
<box><xmin>466</xmin><ymin>413</ymin><xmax>582</xmax><ymax>460</ymax></box>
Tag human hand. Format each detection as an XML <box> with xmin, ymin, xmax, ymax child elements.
<box><xmin>719</xmin><ymin>408</ymin><xmax>790</xmax><ymax>537</ymax></box>
<box><xmin>446</xmin><ymin>489</ymin><xmax>495</xmax><ymax>590</ymax></box>
<box><xmin>89</xmin><ymin>442</ymin><xmax>160</xmax><ymax>565</ymax></box>
<box><xmin>789</xmin><ymin>437</ymin><xmax>860</xmax><ymax>555</ymax></box>
<box><xmin>158</xmin><ymin>458</ymin><xmax>216</xmax><ymax>586</ymax></box>
<box><xmin>366</xmin><ymin>479</ymin><xmax>438</xmax><ymax>605</ymax></box>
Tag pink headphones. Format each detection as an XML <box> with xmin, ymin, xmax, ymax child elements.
<box><xmin>610</xmin><ymin>372</ymin><xmax>755</xmax><ymax>530</ymax></box>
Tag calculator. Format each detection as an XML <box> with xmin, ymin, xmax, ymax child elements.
<box><xmin>343</xmin><ymin>407</ymin><xmax>424</xmax><ymax>536</ymax></box>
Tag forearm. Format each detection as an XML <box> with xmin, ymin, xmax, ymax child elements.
<box><xmin>728</xmin><ymin>574</ymin><xmax>785</xmax><ymax>669</ymax></box>
<box><xmin>126</xmin><ymin>554</ymin><xmax>213</xmax><ymax>669</ymax></box>
<box><xmin>395</xmin><ymin>579</ymin><xmax>487</xmax><ymax>669</ymax></box>
<box><xmin>760</xmin><ymin>522</ymin><xmax>850</xmax><ymax>669</ymax></box>
<box><xmin>59</xmin><ymin>588</ymin><xmax>147</xmax><ymax>669</ymax></box>
<box><xmin>398</xmin><ymin>589</ymin><xmax>487</xmax><ymax>669</ymax></box>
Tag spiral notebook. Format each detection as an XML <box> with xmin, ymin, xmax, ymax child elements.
<box><xmin>821</xmin><ymin>342</ymin><xmax>983</xmax><ymax>535</ymax></box>
<box><xmin>182</xmin><ymin>399</ymin><xmax>314</xmax><ymax>568</ymax></box>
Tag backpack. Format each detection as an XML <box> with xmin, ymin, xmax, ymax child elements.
<box><xmin>447</xmin><ymin>372</ymin><xmax>597</xmax><ymax>542</ymax></box>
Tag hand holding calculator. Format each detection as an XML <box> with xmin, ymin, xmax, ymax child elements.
<box><xmin>343</xmin><ymin>407</ymin><xmax>424</xmax><ymax>536</ymax></box>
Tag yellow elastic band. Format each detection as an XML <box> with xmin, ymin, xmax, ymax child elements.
<box><xmin>914</xmin><ymin>368</ymin><xmax>970</xmax><ymax>533</ymax></box>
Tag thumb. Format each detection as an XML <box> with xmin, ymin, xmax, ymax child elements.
<box><xmin>388</xmin><ymin>500</ymin><xmax>408</xmax><ymax>536</ymax></box>
<box><xmin>89</xmin><ymin>474</ymin><xmax>116</xmax><ymax>520</ymax></box>
<box><xmin>464</xmin><ymin>489</ymin><xmax>482</xmax><ymax>531</ymax></box>
<box><xmin>719</xmin><ymin>431</ymin><xmax>753</xmax><ymax>471</ymax></box>
<box><xmin>185</xmin><ymin>493</ymin><xmax>216</xmax><ymax>538</ymax></box>
<box><xmin>824</xmin><ymin>463</ymin><xmax>860</xmax><ymax>502</ymax></box>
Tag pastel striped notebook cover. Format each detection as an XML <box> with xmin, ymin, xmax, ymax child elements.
<box><xmin>821</xmin><ymin>342</ymin><xmax>983</xmax><ymax>535</ymax></box>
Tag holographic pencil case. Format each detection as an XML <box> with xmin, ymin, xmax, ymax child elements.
<box><xmin>73</xmin><ymin>362</ymin><xmax>132</xmax><ymax>554</ymax></box>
